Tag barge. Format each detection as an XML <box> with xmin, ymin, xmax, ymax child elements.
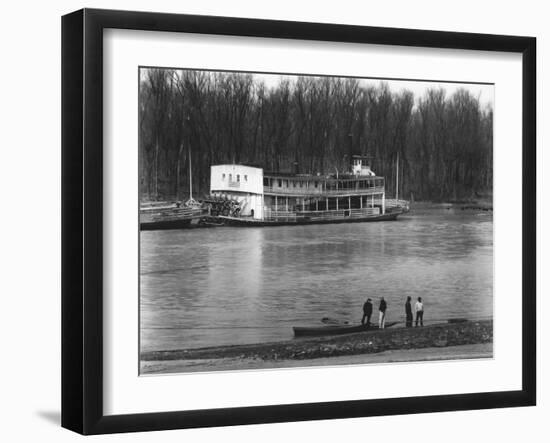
<box><xmin>139</xmin><ymin>201</ymin><xmax>205</xmax><ymax>230</ymax></box>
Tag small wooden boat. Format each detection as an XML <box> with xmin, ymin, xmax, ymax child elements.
<box><xmin>293</xmin><ymin>321</ymin><xmax>398</xmax><ymax>337</ymax></box>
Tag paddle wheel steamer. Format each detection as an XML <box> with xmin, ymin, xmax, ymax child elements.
<box><xmin>209</xmin><ymin>156</ymin><xmax>409</xmax><ymax>226</ymax></box>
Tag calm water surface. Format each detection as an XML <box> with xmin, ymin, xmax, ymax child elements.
<box><xmin>140</xmin><ymin>209</ymin><xmax>492</xmax><ymax>352</ymax></box>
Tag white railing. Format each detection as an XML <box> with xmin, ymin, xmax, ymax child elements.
<box><xmin>349</xmin><ymin>208</ymin><xmax>380</xmax><ymax>217</ymax></box>
<box><xmin>263</xmin><ymin>210</ymin><xmax>297</xmax><ymax>221</ymax></box>
<box><xmin>263</xmin><ymin>186</ymin><xmax>385</xmax><ymax>196</ymax></box>
<box><xmin>264</xmin><ymin>207</ymin><xmax>380</xmax><ymax>221</ymax></box>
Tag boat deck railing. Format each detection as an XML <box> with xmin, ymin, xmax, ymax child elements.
<box><xmin>263</xmin><ymin>186</ymin><xmax>385</xmax><ymax>197</ymax></box>
<box><xmin>264</xmin><ymin>207</ymin><xmax>381</xmax><ymax>221</ymax></box>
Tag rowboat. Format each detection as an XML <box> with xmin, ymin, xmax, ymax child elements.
<box><xmin>293</xmin><ymin>322</ymin><xmax>398</xmax><ymax>337</ymax></box>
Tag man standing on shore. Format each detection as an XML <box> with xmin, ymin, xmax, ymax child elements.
<box><xmin>361</xmin><ymin>298</ymin><xmax>373</xmax><ymax>327</ymax></box>
<box><xmin>379</xmin><ymin>297</ymin><xmax>387</xmax><ymax>329</ymax></box>
<box><xmin>405</xmin><ymin>296</ymin><xmax>413</xmax><ymax>327</ymax></box>
<box><xmin>415</xmin><ymin>297</ymin><xmax>424</xmax><ymax>327</ymax></box>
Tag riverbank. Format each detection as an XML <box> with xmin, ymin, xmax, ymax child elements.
<box><xmin>142</xmin><ymin>343</ymin><xmax>493</xmax><ymax>374</ymax></box>
<box><xmin>141</xmin><ymin>320</ymin><xmax>493</xmax><ymax>374</ymax></box>
<box><xmin>410</xmin><ymin>198</ymin><xmax>492</xmax><ymax>212</ymax></box>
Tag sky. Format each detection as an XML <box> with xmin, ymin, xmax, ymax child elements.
<box><xmin>251</xmin><ymin>72</ymin><xmax>494</xmax><ymax>109</ymax></box>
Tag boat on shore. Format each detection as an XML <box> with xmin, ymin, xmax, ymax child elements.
<box><xmin>293</xmin><ymin>321</ymin><xmax>399</xmax><ymax>337</ymax></box>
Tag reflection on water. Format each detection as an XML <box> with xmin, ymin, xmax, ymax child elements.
<box><xmin>140</xmin><ymin>209</ymin><xmax>493</xmax><ymax>352</ymax></box>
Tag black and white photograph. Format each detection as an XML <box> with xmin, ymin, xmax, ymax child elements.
<box><xmin>1</xmin><ymin>0</ymin><xmax>545</xmax><ymax>439</ymax></box>
<box><xmin>138</xmin><ymin>68</ymin><xmax>494</xmax><ymax>375</ymax></box>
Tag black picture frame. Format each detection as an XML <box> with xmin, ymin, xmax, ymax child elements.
<box><xmin>61</xmin><ymin>8</ymin><xmax>536</xmax><ymax>435</ymax></box>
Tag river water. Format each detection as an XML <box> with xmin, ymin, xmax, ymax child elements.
<box><xmin>140</xmin><ymin>208</ymin><xmax>493</xmax><ymax>352</ymax></box>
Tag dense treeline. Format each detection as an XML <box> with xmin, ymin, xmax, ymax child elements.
<box><xmin>139</xmin><ymin>68</ymin><xmax>493</xmax><ymax>202</ymax></box>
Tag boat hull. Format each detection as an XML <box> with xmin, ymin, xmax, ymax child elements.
<box><xmin>293</xmin><ymin>322</ymin><xmax>398</xmax><ymax>337</ymax></box>
<box><xmin>140</xmin><ymin>218</ymin><xmax>193</xmax><ymax>231</ymax></box>
<box><xmin>140</xmin><ymin>205</ymin><xmax>205</xmax><ymax>231</ymax></box>
<box><xmin>219</xmin><ymin>211</ymin><xmax>401</xmax><ymax>227</ymax></box>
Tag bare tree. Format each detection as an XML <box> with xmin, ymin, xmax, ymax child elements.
<box><xmin>139</xmin><ymin>69</ymin><xmax>493</xmax><ymax>202</ymax></box>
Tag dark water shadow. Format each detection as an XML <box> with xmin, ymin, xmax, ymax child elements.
<box><xmin>36</xmin><ymin>410</ymin><xmax>60</xmax><ymax>425</ymax></box>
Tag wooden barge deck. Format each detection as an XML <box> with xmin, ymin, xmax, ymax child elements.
<box><xmin>140</xmin><ymin>203</ymin><xmax>205</xmax><ymax>231</ymax></box>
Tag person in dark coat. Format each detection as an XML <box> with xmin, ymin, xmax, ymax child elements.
<box><xmin>405</xmin><ymin>296</ymin><xmax>413</xmax><ymax>328</ymax></box>
<box><xmin>361</xmin><ymin>298</ymin><xmax>373</xmax><ymax>327</ymax></box>
<box><xmin>378</xmin><ymin>297</ymin><xmax>388</xmax><ymax>329</ymax></box>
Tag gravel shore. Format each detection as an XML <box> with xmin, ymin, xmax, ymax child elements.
<box><xmin>142</xmin><ymin>342</ymin><xmax>493</xmax><ymax>374</ymax></box>
<box><xmin>141</xmin><ymin>320</ymin><xmax>493</xmax><ymax>374</ymax></box>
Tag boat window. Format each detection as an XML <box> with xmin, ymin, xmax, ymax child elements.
<box><xmin>244</xmin><ymin>175</ymin><xmax>248</xmax><ymax>182</ymax></box>
<box><xmin>237</xmin><ymin>174</ymin><xmax>240</xmax><ymax>182</ymax></box>
<box><xmin>229</xmin><ymin>174</ymin><xmax>232</xmax><ymax>181</ymax></box>
<box><xmin>222</xmin><ymin>173</ymin><xmax>226</xmax><ymax>180</ymax></box>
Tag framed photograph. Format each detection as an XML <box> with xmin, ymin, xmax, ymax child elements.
<box><xmin>62</xmin><ymin>8</ymin><xmax>536</xmax><ymax>435</ymax></box>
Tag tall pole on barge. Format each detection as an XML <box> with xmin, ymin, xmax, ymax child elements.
<box><xmin>187</xmin><ymin>114</ymin><xmax>193</xmax><ymax>202</ymax></box>
<box><xmin>188</xmin><ymin>147</ymin><xmax>193</xmax><ymax>200</ymax></box>
<box><xmin>396</xmin><ymin>151</ymin><xmax>399</xmax><ymax>201</ymax></box>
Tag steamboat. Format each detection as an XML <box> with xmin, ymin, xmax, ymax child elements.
<box><xmin>207</xmin><ymin>156</ymin><xmax>409</xmax><ymax>226</ymax></box>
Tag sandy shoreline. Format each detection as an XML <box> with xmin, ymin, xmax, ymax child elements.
<box><xmin>141</xmin><ymin>342</ymin><xmax>493</xmax><ymax>374</ymax></box>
